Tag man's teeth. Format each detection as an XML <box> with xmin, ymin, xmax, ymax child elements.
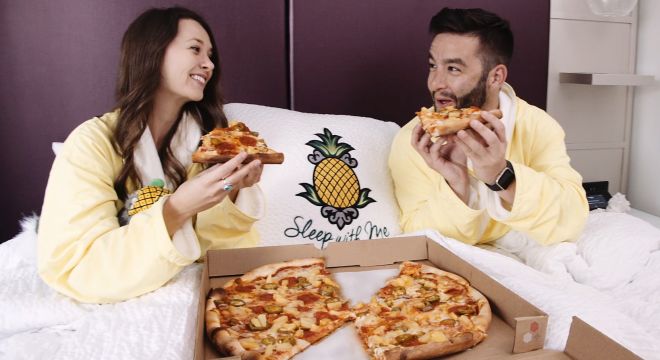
<box><xmin>191</xmin><ymin>75</ymin><xmax>206</xmax><ymax>84</ymax></box>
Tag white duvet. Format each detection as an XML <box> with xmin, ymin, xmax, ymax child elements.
<box><xmin>1</xmin><ymin>209</ymin><xmax>659</xmax><ymax>360</ymax></box>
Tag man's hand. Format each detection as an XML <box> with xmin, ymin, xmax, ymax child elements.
<box><xmin>411</xmin><ymin>123</ymin><xmax>470</xmax><ymax>203</ymax></box>
<box><xmin>454</xmin><ymin>111</ymin><xmax>507</xmax><ymax>185</ymax></box>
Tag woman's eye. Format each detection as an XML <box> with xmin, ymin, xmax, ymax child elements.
<box><xmin>190</xmin><ymin>46</ymin><xmax>200</xmax><ymax>53</ymax></box>
<box><xmin>428</xmin><ymin>63</ymin><xmax>437</xmax><ymax>70</ymax></box>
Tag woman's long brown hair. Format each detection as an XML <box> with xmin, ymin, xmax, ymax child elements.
<box><xmin>112</xmin><ymin>7</ymin><xmax>228</xmax><ymax>201</ymax></box>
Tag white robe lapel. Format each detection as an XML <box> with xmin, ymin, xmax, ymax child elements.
<box><xmin>130</xmin><ymin>113</ymin><xmax>202</xmax><ymax>260</ymax></box>
<box><xmin>133</xmin><ymin>113</ymin><xmax>202</xmax><ymax>189</ymax></box>
<box><xmin>465</xmin><ymin>83</ymin><xmax>517</xmax><ymax>235</ymax></box>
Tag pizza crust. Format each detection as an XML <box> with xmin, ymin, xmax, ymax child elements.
<box><xmin>213</xmin><ymin>329</ymin><xmax>252</xmax><ymax>358</ymax></box>
<box><xmin>236</xmin><ymin>258</ymin><xmax>325</xmax><ymax>283</ymax></box>
<box><xmin>382</xmin><ymin>330</ymin><xmax>484</xmax><ymax>360</ymax></box>
<box><xmin>192</xmin><ymin>150</ymin><xmax>284</xmax><ymax>164</ymax></box>
<box><xmin>467</xmin><ymin>287</ymin><xmax>492</xmax><ymax>333</ymax></box>
<box><xmin>413</xmin><ymin>262</ymin><xmax>470</xmax><ymax>287</ymax></box>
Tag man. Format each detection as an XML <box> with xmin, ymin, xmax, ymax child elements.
<box><xmin>389</xmin><ymin>8</ymin><xmax>588</xmax><ymax>245</ymax></box>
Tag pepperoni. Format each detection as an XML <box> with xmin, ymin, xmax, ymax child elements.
<box><xmin>340</xmin><ymin>302</ymin><xmax>349</xmax><ymax>311</ymax></box>
<box><xmin>421</xmin><ymin>276</ymin><xmax>438</xmax><ymax>284</ymax></box>
<box><xmin>360</xmin><ymin>326</ymin><xmax>375</xmax><ymax>336</ymax></box>
<box><xmin>297</xmin><ymin>306</ymin><xmax>311</xmax><ymax>312</ymax></box>
<box><xmin>448</xmin><ymin>304</ymin><xmax>476</xmax><ymax>316</ymax></box>
<box><xmin>401</xmin><ymin>338</ymin><xmax>422</xmax><ymax>347</ymax></box>
<box><xmin>297</xmin><ymin>293</ymin><xmax>320</xmax><ymax>305</ymax></box>
<box><xmin>215</xmin><ymin>141</ymin><xmax>237</xmax><ymax>152</ymax></box>
<box><xmin>302</xmin><ymin>330</ymin><xmax>324</xmax><ymax>342</ymax></box>
<box><xmin>250</xmin><ymin>306</ymin><xmax>265</xmax><ymax>314</ymax></box>
<box><xmin>384</xmin><ymin>316</ymin><xmax>406</xmax><ymax>331</ymax></box>
<box><xmin>281</xmin><ymin>277</ymin><xmax>299</xmax><ymax>287</ymax></box>
<box><xmin>380</xmin><ymin>285</ymin><xmax>395</xmax><ymax>295</ymax></box>
<box><xmin>238</xmin><ymin>135</ymin><xmax>257</xmax><ymax>147</ymax></box>
<box><xmin>444</xmin><ymin>287</ymin><xmax>465</xmax><ymax>296</ymax></box>
<box><xmin>314</xmin><ymin>311</ymin><xmax>338</xmax><ymax>321</ymax></box>
<box><xmin>235</xmin><ymin>285</ymin><xmax>255</xmax><ymax>293</ymax></box>
<box><xmin>387</xmin><ymin>315</ymin><xmax>406</xmax><ymax>322</ymax></box>
<box><xmin>258</xmin><ymin>293</ymin><xmax>274</xmax><ymax>301</ymax></box>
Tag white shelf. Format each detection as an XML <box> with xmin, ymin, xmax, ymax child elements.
<box><xmin>559</xmin><ymin>72</ymin><xmax>655</xmax><ymax>86</ymax></box>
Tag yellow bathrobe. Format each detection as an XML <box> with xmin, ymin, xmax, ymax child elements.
<box><xmin>389</xmin><ymin>84</ymin><xmax>589</xmax><ymax>246</ymax></box>
<box><xmin>38</xmin><ymin>111</ymin><xmax>260</xmax><ymax>303</ymax></box>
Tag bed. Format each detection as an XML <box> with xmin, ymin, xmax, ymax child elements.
<box><xmin>1</xmin><ymin>104</ymin><xmax>659</xmax><ymax>360</ymax></box>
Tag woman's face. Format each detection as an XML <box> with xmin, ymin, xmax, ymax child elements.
<box><xmin>159</xmin><ymin>19</ymin><xmax>215</xmax><ymax>104</ymax></box>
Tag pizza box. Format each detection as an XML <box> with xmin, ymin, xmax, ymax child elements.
<box><xmin>563</xmin><ymin>317</ymin><xmax>642</xmax><ymax>360</ymax></box>
<box><xmin>192</xmin><ymin>236</ymin><xmax>634</xmax><ymax>359</ymax></box>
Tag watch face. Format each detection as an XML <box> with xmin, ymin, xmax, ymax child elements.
<box><xmin>486</xmin><ymin>161</ymin><xmax>515</xmax><ymax>191</ymax></box>
<box><xmin>497</xmin><ymin>167</ymin><xmax>515</xmax><ymax>189</ymax></box>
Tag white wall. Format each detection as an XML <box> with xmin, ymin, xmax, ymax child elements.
<box><xmin>628</xmin><ymin>0</ymin><xmax>660</xmax><ymax>215</ymax></box>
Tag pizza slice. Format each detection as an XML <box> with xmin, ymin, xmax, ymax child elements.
<box><xmin>192</xmin><ymin>121</ymin><xmax>284</xmax><ymax>164</ymax></box>
<box><xmin>353</xmin><ymin>261</ymin><xmax>491</xmax><ymax>360</ymax></box>
<box><xmin>417</xmin><ymin>106</ymin><xmax>503</xmax><ymax>137</ymax></box>
<box><xmin>205</xmin><ymin>258</ymin><xmax>354</xmax><ymax>360</ymax></box>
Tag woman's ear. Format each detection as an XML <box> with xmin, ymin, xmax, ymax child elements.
<box><xmin>488</xmin><ymin>64</ymin><xmax>508</xmax><ymax>88</ymax></box>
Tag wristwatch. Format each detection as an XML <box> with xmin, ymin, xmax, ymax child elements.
<box><xmin>486</xmin><ymin>160</ymin><xmax>515</xmax><ymax>191</ymax></box>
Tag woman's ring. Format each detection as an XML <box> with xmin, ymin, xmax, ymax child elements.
<box><xmin>222</xmin><ymin>180</ymin><xmax>234</xmax><ymax>192</ymax></box>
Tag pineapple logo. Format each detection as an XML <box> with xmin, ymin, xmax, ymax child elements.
<box><xmin>297</xmin><ymin>128</ymin><xmax>375</xmax><ymax>230</ymax></box>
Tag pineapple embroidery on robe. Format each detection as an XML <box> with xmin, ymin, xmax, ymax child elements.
<box><xmin>125</xmin><ymin>179</ymin><xmax>171</xmax><ymax>217</ymax></box>
<box><xmin>297</xmin><ymin>128</ymin><xmax>375</xmax><ymax>230</ymax></box>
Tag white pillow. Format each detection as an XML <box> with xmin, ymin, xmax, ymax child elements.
<box><xmin>225</xmin><ymin>103</ymin><xmax>402</xmax><ymax>248</ymax></box>
<box><xmin>52</xmin><ymin>142</ymin><xmax>63</xmax><ymax>156</ymax></box>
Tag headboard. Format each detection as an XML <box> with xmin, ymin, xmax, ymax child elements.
<box><xmin>0</xmin><ymin>0</ymin><xmax>549</xmax><ymax>242</ymax></box>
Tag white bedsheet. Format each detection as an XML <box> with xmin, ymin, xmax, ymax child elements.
<box><xmin>1</xmin><ymin>211</ymin><xmax>659</xmax><ymax>359</ymax></box>
<box><xmin>0</xmin><ymin>216</ymin><xmax>202</xmax><ymax>360</ymax></box>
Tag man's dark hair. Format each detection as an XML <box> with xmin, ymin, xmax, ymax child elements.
<box><xmin>429</xmin><ymin>8</ymin><xmax>513</xmax><ymax>71</ymax></box>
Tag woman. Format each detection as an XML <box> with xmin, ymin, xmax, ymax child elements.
<box><xmin>37</xmin><ymin>7</ymin><xmax>264</xmax><ymax>303</ymax></box>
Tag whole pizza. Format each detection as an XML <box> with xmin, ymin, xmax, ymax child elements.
<box><xmin>205</xmin><ymin>259</ymin><xmax>491</xmax><ymax>360</ymax></box>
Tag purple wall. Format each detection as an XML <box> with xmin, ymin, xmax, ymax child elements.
<box><xmin>0</xmin><ymin>0</ymin><xmax>549</xmax><ymax>243</ymax></box>
<box><xmin>0</xmin><ymin>0</ymin><xmax>287</xmax><ymax>242</ymax></box>
<box><xmin>292</xmin><ymin>0</ymin><xmax>550</xmax><ymax>124</ymax></box>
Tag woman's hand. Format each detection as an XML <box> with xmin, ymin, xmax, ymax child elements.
<box><xmin>225</xmin><ymin>160</ymin><xmax>264</xmax><ymax>202</ymax></box>
<box><xmin>163</xmin><ymin>152</ymin><xmax>262</xmax><ymax>235</ymax></box>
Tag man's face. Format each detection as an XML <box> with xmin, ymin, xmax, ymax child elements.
<box><xmin>427</xmin><ymin>33</ymin><xmax>489</xmax><ymax>110</ymax></box>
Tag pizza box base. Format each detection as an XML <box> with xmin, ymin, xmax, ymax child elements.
<box><xmin>193</xmin><ymin>236</ymin><xmax>638</xmax><ymax>360</ymax></box>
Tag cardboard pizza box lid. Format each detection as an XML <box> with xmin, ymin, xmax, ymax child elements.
<box><xmin>564</xmin><ymin>317</ymin><xmax>642</xmax><ymax>360</ymax></box>
<box><xmin>194</xmin><ymin>236</ymin><xmax>563</xmax><ymax>359</ymax></box>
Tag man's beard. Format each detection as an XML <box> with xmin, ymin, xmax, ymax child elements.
<box><xmin>433</xmin><ymin>71</ymin><xmax>488</xmax><ymax>110</ymax></box>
